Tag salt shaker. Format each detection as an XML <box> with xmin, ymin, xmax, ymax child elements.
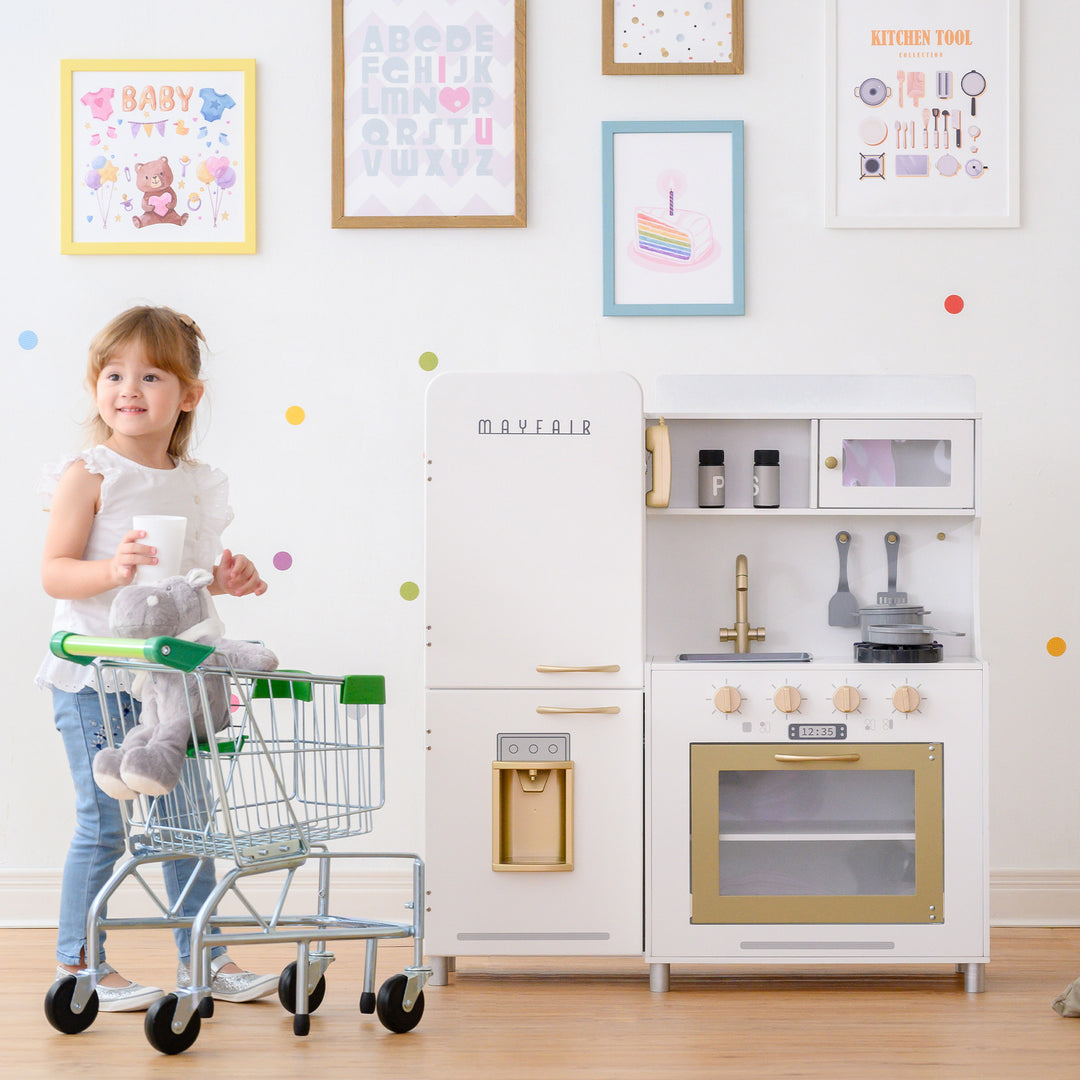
<box><xmin>698</xmin><ymin>450</ymin><xmax>725</xmax><ymax>508</ymax></box>
<box><xmin>753</xmin><ymin>450</ymin><xmax>780</xmax><ymax>508</ymax></box>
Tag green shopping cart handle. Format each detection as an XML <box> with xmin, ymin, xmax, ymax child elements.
<box><xmin>50</xmin><ymin>632</ymin><xmax>215</xmax><ymax>672</ymax></box>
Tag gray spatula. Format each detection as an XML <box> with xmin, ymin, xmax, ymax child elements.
<box><xmin>878</xmin><ymin>531</ymin><xmax>908</xmax><ymax>605</ymax></box>
<box><xmin>828</xmin><ymin>531</ymin><xmax>859</xmax><ymax>627</ymax></box>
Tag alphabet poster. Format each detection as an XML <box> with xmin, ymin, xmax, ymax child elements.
<box><xmin>332</xmin><ymin>0</ymin><xmax>526</xmax><ymax>228</ymax></box>
<box><xmin>61</xmin><ymin>60</ymin><xmax>256</xmax><ymax>253</ymax></box>
<box><xmin>827</xmin><ymin>0</ymin><xmax>1018</xmax><ymax>227</ymax></box>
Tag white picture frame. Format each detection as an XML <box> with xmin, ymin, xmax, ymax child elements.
<box><xmin>826</xmin><ymin>0</ymin><xmax>1019</xmax><ymax>228</ymax></box>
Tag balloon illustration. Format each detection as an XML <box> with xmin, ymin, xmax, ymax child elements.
<box><xmin>198</xmin><ymin>155</ymin><xmax>238</xmax><ymax>227</ymax></box>
<box><xmin>84</xmin><ymin>157</ymin><xmax>117</xmax><ymax>228</ymax></box>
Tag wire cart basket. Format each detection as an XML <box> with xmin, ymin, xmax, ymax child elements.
<box><xmin>43</xmin><ymin>632</ymin><xmax>431</xmax><ymax>1055</ymax></box>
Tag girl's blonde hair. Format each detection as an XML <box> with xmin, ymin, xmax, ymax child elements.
<box><xmin>86</xmin><ymin>306</ymin><xmax>206</xmax><ymax>460</ymax></box>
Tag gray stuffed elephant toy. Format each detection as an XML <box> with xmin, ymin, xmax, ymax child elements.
<box><xmin>92</xmin><ymin>568</ymin><xmax>278</xmax><ymax>799</ymax></box>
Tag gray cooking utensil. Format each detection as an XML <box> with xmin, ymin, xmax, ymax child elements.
<box><xmin>877</xmin><ymin>531</ymin><xmax>908</xmax><ymax>605</ymax></box>
<box><xmin>828</xmin><ymin>531</ymin><xmax>860</xmax><ymax>627</ymax></box>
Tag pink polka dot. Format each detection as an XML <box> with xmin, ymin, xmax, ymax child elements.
<box><xmin>273</xmin><ymin>551</ymin><xmax>293</xmax><ymax>571</ymax></box>
<box><xmin>944</xmin><ymin>294</ymin><xmax>964</xmax><ymax>314</ymax></box>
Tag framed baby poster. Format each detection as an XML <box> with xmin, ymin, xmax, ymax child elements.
<box><xmin>827</xmin><ymin>0</ymin><xmax>1018</xmax><ymax>227</ymax></box>
<box><xmin>602</xmin><ymin>0</ymin><xmax>743</xmax><ymax>75</ymax></box>
<box><xmin>61</xmin><ymin>59</ymin><xmax>256</xmax><ymax>254</ymax></box>
<box><xmin>602</xmin><ymin>120</ymin><xmax>744</xmax><ymax>316</ymax></box>
<box><xmin>332</xmin><ymin>0</ymin><xmax>527</xmax><ymax>228</ymax></box>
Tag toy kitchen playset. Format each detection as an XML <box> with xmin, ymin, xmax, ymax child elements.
<box><xmin>423</xmin><ymin>372</ymin><xmax>987</xmax><ymax>994</ymax></box>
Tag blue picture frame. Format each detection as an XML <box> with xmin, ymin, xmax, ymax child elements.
<box><xmin>602</xmin><ymin>120</ymin><xmax>744</xmax><ymax>316</ymax></box>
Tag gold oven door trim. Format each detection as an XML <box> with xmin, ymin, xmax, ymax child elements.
<box><xmin>690</xmin><ymin>743</ymin><xmax>943</xmax><ymax>925</ymax></box>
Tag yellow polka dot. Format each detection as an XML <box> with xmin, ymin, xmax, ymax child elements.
<box><xmin>1047</xmin><ymin>637</ymin><xmax>1067</xmax><ymax>657</ymax></box>
<box><xmin>400</xmin><ymin>581</ymin><xmax>420</xmax><ymax>602</ymax></box>
<box><xmin>285</xmin><ymin>405</ymin><xmax>305</xmax><ymax>425</ymax></box>
<box><xmin>661</xmin><ymin>47</ymin><xmax>669</xmax><ymax>56</ymax></box>
<box><xmin>418</xmin><ymin>351</ymin><xmax>439</xmax><ymax>371</ymax></box>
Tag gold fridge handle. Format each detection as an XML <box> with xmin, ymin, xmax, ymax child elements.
<box><xmin>536</xmin><ymin>706</ymin><xmax>621</xmax><ymax>715</ymax></box>
<box><xmin>536</xmin><ymin>665</ymin><xmax>621</xmax><ymax>674</ymax></box>
<box><xmin>774</xmin><ymin>753</ymin><xmax>862</xmax><ymax>763</ymax></box>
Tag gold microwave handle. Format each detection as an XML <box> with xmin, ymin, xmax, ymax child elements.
<box><xmin>774</xmin><ymin>753</ymin><xmax>861</xmax><ymax>764</ymax></box>
<box><xmin>536</xmin><ymin>706</ymin><xmax>621</xmax><ymax>715</ymax></box>
<box><xmin>536</xmin><ymin>665</ymin><xmax>621</xmax><ymax>674</ymax></box>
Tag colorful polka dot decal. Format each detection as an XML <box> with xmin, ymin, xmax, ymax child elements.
<box><xmin>285</xmin><ymin>405</ymin><xmax>305</xmax><ymax>425</ymax></box>
<box><xmin>399</xmin><ymin>581</ymin><xmax>420</xmax><ymax>601</ymax></box>
<box><xmin>1047</xmin><ymin>637</ymin><xmax>1067</xmax><ymax>657</ymax></box>
<box><xmin>273</xmin><ymin>551</ymin><xmax>293</xmax><ymax>572</ymax></box>
<box><xmin>944</xmin><ymin>294</ymin><xmax>964</xmax><ymax>314</ymax></box>
<box><xmin>18</xmin><ymin>330</ymin><xmax>38</xmax><ymax>350</ymax></box>
<box><xmin>419</xmin><ymin>351</ymin><xmax>439</xmax><ymax>372</ymax></box>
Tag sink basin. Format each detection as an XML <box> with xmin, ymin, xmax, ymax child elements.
<box><xmin>677</xmin><ymin>652</ymin><xmax>813</xmax><ymax>663</ymax></box>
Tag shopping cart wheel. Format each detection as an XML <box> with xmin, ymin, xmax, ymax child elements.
<box><xmin>145</xmin><ymin>994</ymin><xmax>202</xmax><ymax>1055</ymax></box>
<box><xmin>44</xmin><ymin>975</ymin><xmax>99</xmax><ymax>1034</ymax></box>
<box><xmin>375</xmin><ymin>974</ymin><xmax>425</xmax><ymax>1033</ymax></box>
<box><xmin>277</xmin><ymin>961</ymin><xmax>326</xmax><ymax>1014</ymax></box>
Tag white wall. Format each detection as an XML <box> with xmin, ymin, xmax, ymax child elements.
<box><xmin>2</xmin><ymin>2</ymin><xmax>1077</xmax><ymax>925</ymax></box>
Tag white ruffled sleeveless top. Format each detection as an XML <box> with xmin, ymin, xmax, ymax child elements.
<box><xmin>36</xmin><ymin>445</ymin><xmax>233</xmax><ymax>692</ymax></box>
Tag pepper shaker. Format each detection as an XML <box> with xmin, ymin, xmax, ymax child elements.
<box><xmin>753</xmin><ymin>450</ymin><xmax>780</xmax><ymax>508</ymax></box>
<box><xmin>697</xmin><ymin>450</ymin><xmax>725</xmax><ymax>507</ymax></box>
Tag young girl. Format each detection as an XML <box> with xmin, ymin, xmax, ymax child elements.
<box><xmin>38</xmin><ymin>306</ymin><xmax>277</xmax><ymax>1010</ymax></box>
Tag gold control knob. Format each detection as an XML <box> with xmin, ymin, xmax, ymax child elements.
<box><xmin>893</xmin><ymin>686</ymin><xmax>922</xmax><ymax>713</ymax></box>
<box><xmin>824</xmin><ymin>456</ymin><xmax>839</xmax><ymax>469</ymax></box>
<box><xmin>773</xmin><ymin>686</ymin><xmax>802</xmax><ymax>713</ymax></box>
<box><xmin>714</xmin><ymin>686</ymin><xmax>742</xmax><ymax>713</ymax></box>
<box><xmin>833</xmin><ymin>685</ymin><xmax>862</xmax><ymax>713</ymax></box>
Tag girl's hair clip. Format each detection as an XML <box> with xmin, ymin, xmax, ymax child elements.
<box><xmin>173</xmin><ymin>309</ymin><xmax>205</xmax><ymax>341</ymax></box>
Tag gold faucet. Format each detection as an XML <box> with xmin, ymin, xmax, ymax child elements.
<box><xmin>719</xmin><ymin>553</ymin><xmax>766</xmax><ymax>654</ymax></box>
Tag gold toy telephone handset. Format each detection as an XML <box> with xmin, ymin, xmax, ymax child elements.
<box><xmin>644</xmin><ymin>418</ymin><xmax>671</xmax><ymax>508</ymax></box>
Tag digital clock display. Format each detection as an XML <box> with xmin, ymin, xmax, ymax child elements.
<box><xmin>789</xmin><ymin>723</ymin><xmax>848</xmax><ymax>741</ymax></box>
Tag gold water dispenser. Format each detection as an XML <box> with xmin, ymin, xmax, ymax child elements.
<box><xmin>492</xmin><ymin>734</ymin><xmax>574</xmax><ymax>872</ymax></box>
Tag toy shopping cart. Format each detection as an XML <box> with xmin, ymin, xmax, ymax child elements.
<box><xmin>44</xmin><ymin>632</ymin><xmax>431</xmax><ymax>1055</ymax></box>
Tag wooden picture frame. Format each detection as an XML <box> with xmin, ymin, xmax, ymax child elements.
<box><xmin>602</xmin><ymin>120</ymin><xmax>745</xmax><ymax>316</ymax></box>
<box><xmin>332</xmin><ymin>0</ymin><xmax>527</xmax><ymax>228</ymax></box>
<box><xmin>61</xmin><ymin>59</ymin><xmax>256</xmax><ymax>254</ymax></box>
<box><xmin>602</xmin><ymin>0</ymin><xmax>743</xmax><ymax>75</ymax></box>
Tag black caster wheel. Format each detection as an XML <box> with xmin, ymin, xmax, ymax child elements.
<box><xmin>44</xmin><ymin>976</ymin><xmax>99</xmax><ymax>1034</ymax></box>
<box><xmin>359</xmin><ymin>990</ymin><xmax>376</xmax><ymax>1014</ymax></box>
<box><xmin>293</xmin><ymin>1013</ymin><xmax>311</xmax><ymax>1037</ymax></box>
<box><xmin>277</xmin><ymin>961</ymin><xmax>326</xmax><ymax>1014</ymax></box>
<box><xmin>376</xmin><ymin>974</ymin><xmax>425</xmax><ymax>1033</ymax></box>
<box><xmin>145</xmin><ymin>994</ymin><xmax>202</xmax><ymax>1055</ymax></box>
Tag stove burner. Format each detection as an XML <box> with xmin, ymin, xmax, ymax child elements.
<box><xmin>854</xmin><ymin>641</ymin><xmax>944</xmax><ymax>663</ymax></box>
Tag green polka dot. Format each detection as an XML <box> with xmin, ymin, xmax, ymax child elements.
<box><xmin>399</xmin><ymin>581</ymin><xmax>420</xmax><ymax>601</ymax></box>
<box><xmin>418</xmin><ymin>351</ymin><xmax>439</xmax><ymax>372</ymax></box>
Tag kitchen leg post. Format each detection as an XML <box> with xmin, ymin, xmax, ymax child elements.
<box><xmin>649</xmin><ymin>962</ymin><xmax>671</xmax><ymax>993</ymax></box>
<box><xmin>961</xmin><ymin>962</ymin><xmax>986</xmax><ymax>993</ymax></box>
<box><xmin>429</xmin><ymin>955</ymin><xmax>452</xmax><ymax>986</ymax></box>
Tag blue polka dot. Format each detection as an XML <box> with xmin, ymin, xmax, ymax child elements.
<box><xmin>18</xmin><ymin>331</ymin><xmax>38</xmax><ymax>350</ymax></box>
<box><xmin>676</xmin><ymin>33</ymin><xmax>685</xmax><ymax>41</ymax></box>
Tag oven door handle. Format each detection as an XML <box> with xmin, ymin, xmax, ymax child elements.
<box><xmin>536</xmin><ymin>665</ymin><xmax>621</xmax><ymax>674</ymax></box>
<box><xmin>773</xmin><ymin>753</ymin><xmax>861</xmax><ymax>764</ymax></box>
<box><xmin>536</xmin><ymin>706</ymin><xmax>621</xmax><ymax>715</ymax></box>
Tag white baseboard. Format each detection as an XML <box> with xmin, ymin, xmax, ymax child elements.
<box><xmin>4</xmin><ymin>868</ymin><xmax>1079</xmax><ymax>929</ymax></box>
<box><xmin>0</xmin><ymin>865</ymin><xmax>414</xmax><ymax>928</ymax></box>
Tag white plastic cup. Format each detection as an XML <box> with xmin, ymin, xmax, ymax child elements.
<box><xmin>131</xmin><ymin>515</ymin><xmax>188</xmax><ymax>583</ymax></box>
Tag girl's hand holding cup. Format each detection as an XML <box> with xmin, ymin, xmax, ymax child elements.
<box><xmin>109</xmin><ymin>529</ymin><xmax>156</xmax><ymax>587</ymax></box>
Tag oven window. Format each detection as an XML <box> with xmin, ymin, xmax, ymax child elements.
<box><xmin>690</xmin><ymin>744</ymin><xmax>943</xmax><ymax>924</ymax></box>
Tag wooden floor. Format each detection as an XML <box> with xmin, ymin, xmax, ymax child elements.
<box><xmin>5</xmin><ymin>928</ymin><xmax>1080</xmax><ymax>1078</ymax></box>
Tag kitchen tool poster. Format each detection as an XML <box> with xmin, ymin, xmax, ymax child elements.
<box><xmin>61</xmin><ymin>60</ymin><xmax>256</xmax><ymax>254</ymax></box>
<box><xmin>333</xmin><ymin>0</ymin><xmax>526</xmax><ymax>227</ymax></box>
<box><xmin>827</xmin><ymin>0</ymin><xmax>1018</xmax><ymax>227</ymax></box>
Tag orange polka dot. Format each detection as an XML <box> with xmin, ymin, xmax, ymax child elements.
<box><xmin>1047</xmin><ymin>637</ymin><xmax>1067</xmax><ymax>657</ymax></box>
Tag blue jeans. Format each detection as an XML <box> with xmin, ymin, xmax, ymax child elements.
<box><xmin>52</xmin><ymin>687</ymin><xmax>225</xmax><ymax>966</ymax></box>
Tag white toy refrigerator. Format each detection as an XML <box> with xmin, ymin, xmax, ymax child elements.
<box><xmin>424</xmin><ymin>372</ymin><xmax>645</xmax><ymax>982</ymax></box>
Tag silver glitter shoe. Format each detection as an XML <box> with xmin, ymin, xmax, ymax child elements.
<box><xmin>56</xmin><ymin>963</ymin><xmax>165</xmax><ymax>1012</ymax></box>
<box><xmin>176</xmin><ymin>953</ymin><xmax>278</xmax><ymax>1003</ymax></box>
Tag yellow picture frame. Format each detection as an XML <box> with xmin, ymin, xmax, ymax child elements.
<box><xmin>61</xmin><ymin>59</ymin><xmax>256</xmax><ymax>254</ymax></box>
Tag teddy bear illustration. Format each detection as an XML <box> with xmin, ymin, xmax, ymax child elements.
<box><xmin>92</xmin><ymin>568</ymin><xmax>278</xmax><ymax>798</ymax></box>
<box><xmin>132</xmin><ymin>156</ymin><xmax>189</xmax><ymax>228</ymax></box>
